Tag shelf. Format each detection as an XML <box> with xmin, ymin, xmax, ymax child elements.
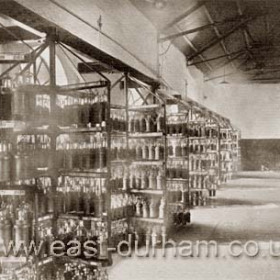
<box><xmin>167</xmin><ymin>135</ymin><xmax>187</xmax><ymax>138</ymax></box>
<box><xmin>111</xmin><ymin>131</ymin><xmax>127</xmax><ymax>137</ymax></box>
<box><xmin>38</xmin><ymin>214</ymin><xmax>54</xmax><ymax>223</ymax></box>
<box><xmin>189</xmin><ymin>136</ymin><xmax>206</xmax><ymax>140</ymax></box>
<box><xmin>111</xmin><ymin>217</ymin><xmax>127</xmax><ymax>223</ymax></box>
<box><xmin>131</xmin><ymin>217</ymin><xmax>164</xmax><ymax>224</ymax></box>
<box><xmin>168</xmin><ymin>156</ymin><xmax>188</xmax><ymax>160</ymax></box>
<box><xmin>38</xmin><ymin>257</ymin><xmax>54</xmax><ymax>267</ymax></box>
<box><xmin>111</xmin><ymin>159</ymin><xmax>129</xmax><ymax>164</ymax></box>
<box><xmin>54</xmin><ymin>255</ymin><xmax>108</xmax><ymax>267</ymax></box>
<box><xmin>0</xmin><ymin>189</ymin><xmax>26</xmax><ymax>196</ymax></box>
<box><xmin>59</xmin><ymin>127</ymin><xmax>103</xmax><ymax>134</ymax></box>
<box><xmin>59</xmin><ymin>170</ymin><xmax>108</xmax><ymax>177</ymax></box>
<box><xmin>58</xmin><ymin>213</ymin><xmax>101</xmax><ymax>221</ymax></box>
<box><xmin>166</xmin><ymin>178</ymin><xmax>188</xmax><ymax>182</ymax></box>
<box><xmin>168</xmin><ymin>202</ymin><xmax>187</xmax><ymax>206</ymax></box>
<box><xmin>208</xmin><ymin>166</ymin><xmax>219</xmax><ymax>170</ymax></box>
<box><xmin>38</xmin><ymin>255</ymin><xmax>106</xmax><ymax>269</ymax></box>
<box><xmin>0</xmin><ymin>184</ymin><xmax>38</xmax><ymax>194</ymax></box>
<box><xmin>166</xmin><ymin>112</ymin><xmax>188</xmax><ymax>117</ymax></box>
<box><xmin>13</xmin><ymin>126</ymin><xmax>51</xmax><ymax>135</ymax></box>
<box><xmin>189</xmin><ymin>171</ymin><xmax>208</xmax><ymax>175</ymax></box>
<box><xmin>111</xmin><ymin>104</ymin><xmax>126</xmax><ymax>110</ymax></box>
<box><xmin>13</xmin><ymin>125</ymin><xmax>104</xmax><ymax>135</ymax></box>
<box><xmin>131</xmin><ymin>160</ymin><xmax>164</xmax><ymax>166</ymax></box>
<box><xmin>129</xmin><ymin>104</ymin><xmax>162</xmax><ymax>111</ymax></box>
<box><xmin>190</xmin><ymin>188</ymin><xmax>208</xmax><ymax>192</ymax></box>
<box><xmin>189</xmin><ymin>155</ymin><xmax>210</xmax><ymax>160</ymax></box>
<box><xmin>130</xmin><ymin>189</ymin><xmax>163</xmax><ymax>195</ymax></box>
<box><xmin>111</xmin><ymin>189</ymin><xmax>128</xmax><ymax>194</ymax></box>
<box><xmin>0</xmin><ymin>120</ymin><xmax>25</xmax><ymax>130</ymax></box>
<box><xmin>129</xmin><ymin>132</ymin><xmax>163</xmax><ymax>138</ymax></box>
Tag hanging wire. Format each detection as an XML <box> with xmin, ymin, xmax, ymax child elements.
<box><xmin>159</xmin><ymin>40</ymin><xmax>173</xmax><ymax>56</ymax></box>
<box><xmin>48</xmin><ymin>0</ymin><xmax>157</xmax><ymax>77</ymax></box>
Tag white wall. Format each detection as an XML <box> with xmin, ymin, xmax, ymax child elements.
<box><xmin>198</xmin><ymin>84</ymin><xmax>280</xmax><ymax>139</ymax></box>
<box><xmin>159</xmin><ymin>43</ymin><xmax>280</xmax><ymax>139</ymax></box>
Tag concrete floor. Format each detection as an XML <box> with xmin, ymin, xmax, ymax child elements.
<box><xmin>109</xmin><ymin>173</ymin><xmax>280</xmax><ymax>280</ymax></box>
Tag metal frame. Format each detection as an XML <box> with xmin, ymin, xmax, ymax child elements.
<box><xmin>203</xmin><ymin>6</ymin><xmax>236</xmax><ymax>70</ymax></box>
<box><xmin>160</xmin><ymin>1</ymin><xmax>206</xmax><ymax>32</ymax></box>
<box><xmin>187</xmin><ymin>48</ymin><xmax>247</xmax><ymax>67</ymax></box>
<box><xmin>187</xmin><ymin>14</ymin><xmax>262</xmax><ymax>61</ymax></box>
<box><xmin>0</xmin><ymin>27</ymin><xmax>113</xmax><ymax>278</ymax></box>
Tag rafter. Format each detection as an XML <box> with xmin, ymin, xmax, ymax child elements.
<box><xmin>236</xmin><ymin>1</ymin><xmax>252</xmax><ymax>49</ymax></box>
<box><xmin>212</xmin><ymin>51</ymin><xmax>247</xmax><ymax>72</ymax></box>
<box><xmin>159</xmin><ymin>15</ymin><xmax>245</xmax><ymax>43</ymax></box>
<box><xmin>252</xmin><ymin>77</ymin><xmax>280</xmax><ymax>82</ymax></box>
<box><xmin>160</xmin><ymin>23</ymin><xmax>215</xmax><ymax>43</ymax></box>
<box><xmin>204</xmin><ymin>6</ymin><xmax>236</xmax><ymax>69</ymax></box>
<box><xmin>264</xmin><ymin>0</ymin><xmax>270</xmax><ymax>44</ymax></box>
<box><xmin>204</xmin><ymin>54</ymin><xmax>249</xmax><ymax>82</ymax></box>
<box><xmin>251</xmin><ymin>68</ymin><xmax>280</xmax><ymax>79</ymax></box>
<box><xmin>187</xmin><ymin>14</ymin><xmax>262</xmax><ymax>61</ymax></box>
<box><xmin>135</xmin><ymin>88</ymin><xmax>149</xmax><ymax>105</ymax></box>
<box><xmin>182</xmin><ymin>33</ymin><xmax>213</xmax><ymax>71</ymax></box>
<box><xmin>187</xmin><ymin>48</ymin><xmax>247</xmax><ymax>66</ymax></box>
<box><xmin>161</xmin><ymin>1</ymin><xmax>206</xmax><ymax>31</ymax></box>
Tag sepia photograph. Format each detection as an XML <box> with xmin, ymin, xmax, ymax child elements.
<box><xmin>0</xmin><ymin>0</ymin><xmax>279</xmax><ymax>279</ymax></box>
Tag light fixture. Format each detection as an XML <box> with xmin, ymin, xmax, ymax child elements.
<box><xmin>145</xmin><ymin>0</ymin><xmax>167</xmax><ymax>9</ymax></box>
<box><xmin>154</xmin><ymin>0</ymin><xmax>167</xmax><ymax>9</ymax></box>
<box><xmin>220</xmin><ymin>66</ymin><xmax>229</xmax><ymax>84</ymax></box>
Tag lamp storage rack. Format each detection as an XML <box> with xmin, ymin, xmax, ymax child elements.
<box><xmin>0</xmin><ymin>34</ymin><xmax>241</xmax><ymax>280</ymax></box>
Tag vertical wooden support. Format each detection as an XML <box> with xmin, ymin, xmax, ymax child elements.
<box><xmin>162</xmin><ymin>100</ymin><xmax>169</xmax><ymax>234</ymax></box>
<box><xmin>47</xmin><ymin>31</ymin><xmax>58</xmax><ymax>238</ymax></box>
<box><xmin>217</xmin><ymin>123</ymin><xmax>221</xmax><ymax>187</ymax></box>
<box><xmin>49</xmin><ymin>33</ymin><xmax>56</xmax><ymax>89</ymax></box>
<box><xmin>33</xmin><ymin>61</ymin><xmax>37</xmax><ymax>85</ymax></box>
<box><xmin>124</xmin><ymin>73</ymin><xmax>129</xmax><ymax>152</ymax></box>
<box><xmin>34</xmin><ymin>190</ymin><xmax>39</xmax><ymax>280</ymax></box>
<box><xmin>106</xmin><ymin>81</ymin><xmax>112</xmax><ymax>265</ymax></box>
<box><xmin>186</xmin><ymin>110</ymin><xmax>191</xmax><ymax>210</ymax></box>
